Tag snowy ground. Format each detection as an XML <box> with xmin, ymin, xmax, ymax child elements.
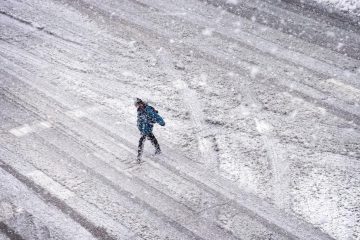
<box><xmin>0</xmin><ymin>0</ymin><xmax>360</xmax><ymax>239</ymax></box>
<box><xmin>311</xmin><ymin>0</ymin><xmax>360</xmax><ymax>17</ymax></box>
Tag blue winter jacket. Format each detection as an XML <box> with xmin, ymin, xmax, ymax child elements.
<box><xmin>137</xmin><ymin>105</ymin><xmax>165</xmax><ymax>135</ymax></box>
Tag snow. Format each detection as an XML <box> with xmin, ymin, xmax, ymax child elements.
<box><xmin>254</xmin><ymin>118</ymin><xmax>273</xmax><ymax>134</ymax></box>
<box><xmin>26</xmin><ymin>170</ymin><xmax>75</xmax><ymax>200</ymax></box>
<box><xmin>311</xmin><ymin>0</ymin><xmax>360</xmax><ymax>16</ymax></box>
<box><xmin>249</xmin><ymin>66</ymin><xmax>260</xmax><ymax>79</ymax></box>
<box><xmin>201</xmin><ymin>27</ymin><xmax>214</xmax><ymax>36</ymax></box>
<box><xmin>1</xmin><ymin>0</ymin><xmax>360</xmax><ymax>239</ymax></box>
<box><xmin>226</xmin><ymin>0</ymin><xmax>239</xmax><ymax>5</ymax></box>
<box><xmin>9</xmin><ymin>121</ymin><xmax>52</xmax><ymax>137</ymax></box>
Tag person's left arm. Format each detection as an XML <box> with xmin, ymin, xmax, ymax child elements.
<box><xmin>147</xmin><ymin>107</ymin><xmax>165</xmax><ymax>126</ymax></box>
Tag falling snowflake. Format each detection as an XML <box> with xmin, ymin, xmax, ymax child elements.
<box><xmin>337</xmin><ymin>42</ymin><xmax>344</xmax><ymax>50</ymax></box>
<box><xmin>226</xmin><ymin>0</ymin><xmax>239</xmax><ymax>4</ymax></box>
<box><xmin>121</xmin><ymin>70</ymin><xmax>134</xmax><ymax>77</ymax></box>
<box><xmin>326</xmin><ymin>31</ymin><xmax>335</xmax><ymax>37</ymax></box>
<box><xmin>202</xmin><ymin>28</ymin><xmax>214</xmax><ymax>36</ymax></box>
<box><xmin>249</xmin><ymin>66</ymin><xmax>260</xmax><ymax>79</ymax></box>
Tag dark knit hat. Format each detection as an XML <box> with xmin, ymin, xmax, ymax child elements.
<box><xmin>135</xmin><ymin>98</ymin><xmax>144</xmax><ymax>105</ymax></box>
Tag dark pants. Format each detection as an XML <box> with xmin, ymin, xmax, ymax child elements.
<box><xmin>138</xmin><ymin>133</ymin><xmax>161</xmax><ymax>159</ymax></box>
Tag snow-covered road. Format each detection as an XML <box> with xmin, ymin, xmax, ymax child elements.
<box><xmin>1</xmin><ymin>0</ymin><xmax>359</xmax><ymax>239</ymax></box>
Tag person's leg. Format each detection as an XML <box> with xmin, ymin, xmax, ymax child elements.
<box><xmin>137</xmin><ymin>135</ymin><xmax>147</xmax><ymax>160</ymax></box>
<box><xmin>148</xmin><ymin>133</ymin><xmax>161</xmax><ymax>154</ymax></box>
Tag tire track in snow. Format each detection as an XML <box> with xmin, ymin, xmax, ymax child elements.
<box><xmin>156</xmin><ymin>48</ymin><xmax>219</xmax><ymax>170</ymax></box>
<box><xmin>255</xmin><ymin>118</ymin><xmax>291</xmax><ymax>210</ymax></box>
<box><xmin>1</xmin><ymin>119</ymin><xmax>201</xmax><ymax>240</ymax></box>
<box><xmin>268</xmin><ymin>0</ymin><xmax>360</xmax><ymax>31</ymax></box>
<box><xmin>0</xmin><ymin>22</ymin><xmax>332</xmax><ymax>240</ymax></box>
<box><xmin>173</xmin><ymin>78</ymin><xmax>219</xmax><ymax>169</ymax></box>
<box><xmin>201</xmin><ymin>0</ymin><xmax>360</xmax><ymax>60</ymax></box>
<box><xmin>273</xmin><ymin>79</ymin><xmax>360</xmax><ymax>126</ymax></box>
<box><xmin>0</xmin><ymin>222</ymin><xmax>24</xmax><ymax>240</ymax></box>
<box><xmin>1</xmin><ymin>68</ymin><xmax>303</xmax><ymax>240</ymax></box>
<box><xmin>43</xmin><ymin>0</ymin><xmax>360</xmax><ymax>166</ymax></box>
<box><xmin>39</xmin><ymin>0</ymin><xmax>360</xmax><ymax>171</ymax></box>
<box><xmin>0</xmin><ymin>1</ymin><xmax>338</xmax><ymax>238</ymax></box>
<box><xmin>0</xmin><ymin>72</ymin><xmax>279</xmax><ymax>217</ymax></box>
<box><xmin>5</xmin><ymin>0</ymin><xmax>359</xmax><ymax>131</ymax></box>
<box><xmin>66</xmin><ymin>0</ymin><xmax>360</xmax><ymax>129</ymax></box>
<box><xmin>0</xmin><ymin>11</ymin><xmax>83</xmax><ymax>46</ymax></box>
<box><xmin>0</xmin><ymin>199</ymin><xmax>54</xmax><ymax>240</ymax></box>
<box><xmin>112</xmin><ymin>0</ymin><xmax>360</xmax><ymax>103</ymax></box>
<box><xmin>1</xmin><ymin>63</ymin><xmax>333</xmax><ymax>240</ymax></box>
<box><xmin>1</xmin><ymin>82</ymin><xmax>239</xmax><ymax>240</ymax></box>
<box><xmin>134</xmin><ymin>0</ymin><xmax>360</xmax><ymax>86</ymax></box>
<box><xmin>241</xmin><ymin>85</ymin><xmax>291</xmax><ymax>211</ymax></box>
<box><xmin>0</xmin><ymin>16</ymin><xmax>348</xmax><ymax>240</ymax></box>
<box><xmin>1</xmin><ymin>132</ymin><xmax>135</xmax><ymax>240</ymax></box>
<box><xmin>0</xmin><ymin>159</ymin><xmax>118</xmax><ymax>240</ymax></box>
<box><xmin>5</xmin><ymin>79</ymin><xmax>323</xmax><ymax>240</ymax></box>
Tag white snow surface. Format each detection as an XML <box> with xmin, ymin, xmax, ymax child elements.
<box><xmin>0</xmin><ymin>0</ymin><xmax>360</xmax><ymax>239</ymax></box>
<box><xmin>311</xmin><ymin>0</ymin><xmax>360</xmax><ymax>16</ymax></box>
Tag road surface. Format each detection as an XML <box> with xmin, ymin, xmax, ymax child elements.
<box><xmin>1</xmin><ymin>0</ymin><xmax>359</xmax><ymax>239</ymax></box>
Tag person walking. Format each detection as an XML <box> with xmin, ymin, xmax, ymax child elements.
<box><xmin>135</xmin><ymin>98</ymin><xmax>165</xmax><ymax>162</ymax></box>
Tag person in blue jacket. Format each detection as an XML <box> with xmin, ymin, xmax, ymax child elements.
<box><xmin>135</xmin><ymin>98</ymin><xmax>165</xmax><ymax>162</ymax></box>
